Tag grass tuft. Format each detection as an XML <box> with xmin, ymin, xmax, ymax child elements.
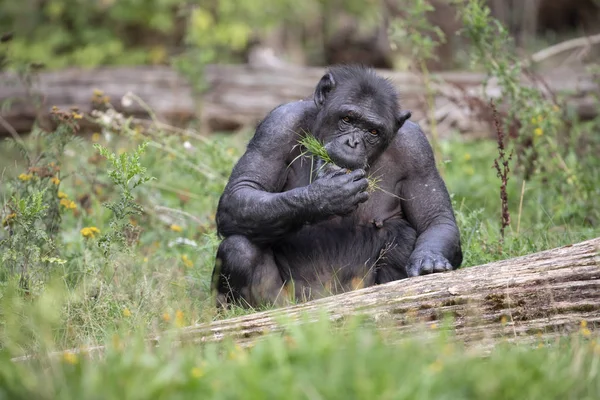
<box><xmin>298</xmin><ymin>133</ymin><xmax>379</xmax><ymax>193</ymax></box>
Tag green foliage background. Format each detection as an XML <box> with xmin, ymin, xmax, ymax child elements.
<box><xmin>0</xmin><ymin>0</ymin><xmax>379</xmax><ymax>69</ymax></box>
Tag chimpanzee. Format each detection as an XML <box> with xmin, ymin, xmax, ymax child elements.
<box><xmin>212</xmin><ymin>65</ymin><xmax>462</xmax><ymax>308</ymax></box>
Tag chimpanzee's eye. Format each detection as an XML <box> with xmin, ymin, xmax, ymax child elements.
<box><xmin>342</xmin><ymin>116</ymin><xmax>351</xmax><ymax>123</ymax></box>
<box><xmin>370</xmin><ymin>129</ymin><xmax>379</xmax><ymax>136</ymax></box>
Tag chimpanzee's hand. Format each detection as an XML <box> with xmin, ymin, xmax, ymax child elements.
<box><xmin>406</xmin><ymin>251</ymin><xmax>453</xmax><ymax>277</ymax></box>
<box><xmin>308</xmin><ymin>167</ymin><xmax>369</xmax><ymax>216</ymax></box>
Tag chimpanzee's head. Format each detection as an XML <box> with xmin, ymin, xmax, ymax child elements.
<box><xmin>312</xmin><ymin>65</ymin><xmax>411</xmax><ymax>171</ymax></box>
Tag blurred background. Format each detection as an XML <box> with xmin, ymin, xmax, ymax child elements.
<box><xmin>1</xmin><ymin>0</ymin><xmax>599</xmax><ymax>70</ymax></box>
<box><xmin>1</xmin><ymin>0</ymin><xmax>600</xmax><ymax>137</ymax></box>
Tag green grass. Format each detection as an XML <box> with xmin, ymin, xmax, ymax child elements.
<box><xmin>0</xmin><ymin>119</ymin><xmax>599</xmax><ymax>398</ymax></box>
<box><xmin>1</xmin><ymin>317</ymin><xmax>599</xmax><ymax>400</ymax></box>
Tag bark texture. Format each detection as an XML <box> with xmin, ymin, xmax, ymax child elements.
<box><xmin>176</xmin><ymin>237</ymin><xmax>600</xmax><ymax>349</ymax></box>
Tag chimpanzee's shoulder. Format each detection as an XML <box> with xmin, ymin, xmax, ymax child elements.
<box><xmin>387</xmin><ymin>120</ymin><xmax>436</xmax><ymax>171</ymax></box>
<box><xmin>256</xmin><ymin>100</ymin><xmax>317</xmax><ymax>134</ymax></box>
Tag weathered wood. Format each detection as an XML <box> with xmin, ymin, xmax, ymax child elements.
<box><xmin>174</xmin><ymin>236</ymin><xmax>600</xmax><ymax>349</ymax></box>
<box><xmin>0</xmin><ymin>64</ymin><xmax>597</xmax><ymax>136</ymax></box>
<box><xmin>12</xmin><ymin>237</ymin><xmax>600</xmax><ymax>362</ymax></box>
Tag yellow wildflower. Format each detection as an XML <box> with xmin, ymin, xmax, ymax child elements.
<box><xmin>18</xmin><ymin>173</ymin><xmax>33</xmax><ymax>181</ymax></box>
<box><xmin>143</xmin><ymin>257</ymin><xmax>149</xmax><ymax>263</ymax></box>
<box><xmin>123</xmin><ymin>308</ymin><xmax>132</xmax><ymax>317</ymax></box>
<box><xmin>191</xmin><ymin>367</ymin><xmax>204</xmax><ymax>379</ymax></box>
<box><xmin>170</xmin><ymin>224</ymin><xmax>183</xmax><ymax>232</ymax></box>
<box><xmin>430</xmin><ymin>323</ymin><xmax>438</xmax><ymax>330</ymax></box>
<box><xmin>80</xmin><ymin>226</ymin><xmax>100</xmax><ymax>238</ymax></box>
<box><xmin>182</xmin><ymin>254</ymin><xmax>193</xmax><ymax>268</ymax></box>
<box><xmin>226</xmin><ymin>147</ymin><xmax>236</xmax><ymax>156</ymax></box>
<box><xmin>91</xmin><ymin>132</ymin><xmax>101</xmax><ymax>142</ymax></box>
<box><xmin>58</xmin><ymin>191</ymin><xmax>68</xmax><ymax>199</ymax></box>
<box><xmin>175</xmin><ymin>310</ymin><xmax>185</xmax><ymax>328</ymax></box>
<box><xmin>463</xmin><ymin>153</ymin><xmax>471</xmax><ymax>161</ymax></box>
<box><xmin>72</xmin><ymin>112</ymin><xmax>83</xmax><ymax>119</ymax></box>
<box><xmin>102</xmin><ymin>95</ymin><xmax>110</xmax><ymax>104</ymax></box>
<box><xmin>62</xmin><ymin>352</ymin><xmax>78</xmax><ymax>365</ymax></box>
<box><xmin>580</xmin><ymin>320</ymin><xmax>591</xmax><ymax>337</ymax></box>
<box><xmin>2</xmin><ymin>213</ymin><xmax>16</xmax><ymax>226</ymax></box>
<box><xmin>60</xmin><ymin>199</ymin><xmax>77</xmax><ymax>210</ymax></box>
<box><xmin>500</xmin><ymin>315</ymin><xmax>508</xmax><ymax>325</ymax></box>
<box><xmin>162</xmin><ymin>312</ymin><xmax>171</xmax><ymax>322</ymax></box>
<box><xmin>93</xmin><ymin>89</ymin><xmax>104</xmax><ymax>97</ymax></box>
<box><xmin>534</xmin><ymin>128</ymin><xmax>543</xmax><ymax>137</ymax></box>
<box><xmin>51</xmin><ymin>176</ymin><xmax>60</xmax><ymax>185</ymax></box>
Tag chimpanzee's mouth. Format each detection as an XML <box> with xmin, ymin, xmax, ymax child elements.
<box><xmin>328</xmin><ymin>153</ymin><xmax>367</xmax><ymax>171</ymax></box>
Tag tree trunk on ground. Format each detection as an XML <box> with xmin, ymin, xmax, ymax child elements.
<box><xmin>12</xmin><ymin>237</ymin><xmax>600</xmax><ymax>362</ymax></box>
<box><xmin>0</xmin><ymin>64</ymin><xmax>597</xmax><ymax>137</ymax></box>
<box><xmin>175</xmin><ymin>236</ymin><xmax>600</xmax><ymax>349</ymax></box>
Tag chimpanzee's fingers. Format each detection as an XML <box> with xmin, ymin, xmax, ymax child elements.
<box><xmin>420</xmin><ymin>257</ymin><xmax>434</xmax><ymax>275</ymax></box>
<box><xmin>406</xmin><ymin>260</ymin><xmax>421</xmax><ymax>277</ymax></box>
<box><xmin>353</xmin><ymin>191</ymin><xmax>369</xmax><ymax>205</ymax></box>
<box><xmin>348</xmin><ymin>178</ymin><xmax>369</xmax><ymax>193</ymax></box>
<box><xmin>432</xmin><ymin>258</ymin><xmax>450</xmax><ymax>273</ymax></box>
<box><xmin>348</xmin><ymin>169</ymin><xmax>366</xmax><ymax>181</ymax></box>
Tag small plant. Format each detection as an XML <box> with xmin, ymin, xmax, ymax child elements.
<box><xmin>93</xmin><ymin>141</ymin><xmax>155</xmax><ymax>256</ymax></box>
<box><xmin>298</xmin><ymin>134</ymin><xmax>334</xmax><ymax>166</ymax></box>
<box><xmin>490</xmin><ymin>101</ymin><xmax>513</xmax><ymax>242</ymax></box>
<box><xmin>297</xmin><ymin>133</ymin><xmax>380</xmax><ymax>193</ymax></box>
<box><xmin>0</xmin><ymin>107</ymin><xmax>79</xmax><ymax>290</ymax></box>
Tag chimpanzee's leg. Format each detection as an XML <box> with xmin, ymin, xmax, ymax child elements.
<box><xmin>212</xmin><ymin>235</ymin><xmax>289</xmax><ymax>308</ymax></box>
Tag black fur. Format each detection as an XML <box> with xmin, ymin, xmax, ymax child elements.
<box><xmin>212</xmin><ymin>65</ymin><xmax>462</xmax><ymax>308</ymax></box>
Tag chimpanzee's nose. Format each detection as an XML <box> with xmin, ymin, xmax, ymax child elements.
<box><xmin>346</xmin><ymin>136</ymin><xmax>360</xmax><ymax>148</ymax></box>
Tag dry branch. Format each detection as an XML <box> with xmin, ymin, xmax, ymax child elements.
<box><xmin>0</xmin><ymin>64</ymin><xmax>597</xmax><ymax>137</ymax></box>
<box><xmin>529</xmin><ymin>33</ymin><xmax>600</xmax><ymax>66</ymax></box>
<box><xmin>12</xmin><ymin>237</ymin><xmax>600</xmax><ymax>362</ymax></box>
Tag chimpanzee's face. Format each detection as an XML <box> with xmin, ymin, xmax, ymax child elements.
<box><xmin>314</xmin><ymin>91</ymin><xmax>400</xmax><ymax>171</ymax></box>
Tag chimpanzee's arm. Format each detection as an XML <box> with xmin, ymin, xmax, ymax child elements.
<box><xmin>216</xmin><ymin>102</ymin><xmax>368</xmax><ymax>243</ymax></box>
<box><xmin>396</xmin><ymin>122</ymin><xmax>463</xmax><ymax>276</ymax></box>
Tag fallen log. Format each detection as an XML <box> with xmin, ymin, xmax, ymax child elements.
<box><xmin>0</xmin><ymin>64</ymin><xmax>597</xmax><ymax>136</ymax></box>
<box><xmin>176</xmin><ymin>236</ymin><xmax>600</xmax><ymax>349</ymax></box>
<box><xmin>12</xmin><ymin>236</ymin><xmax>600</xmax><ymax>362</ymax></box>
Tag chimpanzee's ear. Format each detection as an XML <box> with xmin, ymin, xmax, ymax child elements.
<box><xmin>314</xmin><ymin>72</ymin><xmax>335</xmax><ymax>108</ymax></box>
<box><xmin>397</xmin><ymin>110</ymin><xmax>412</xmax><ymax>130</ymax></box>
